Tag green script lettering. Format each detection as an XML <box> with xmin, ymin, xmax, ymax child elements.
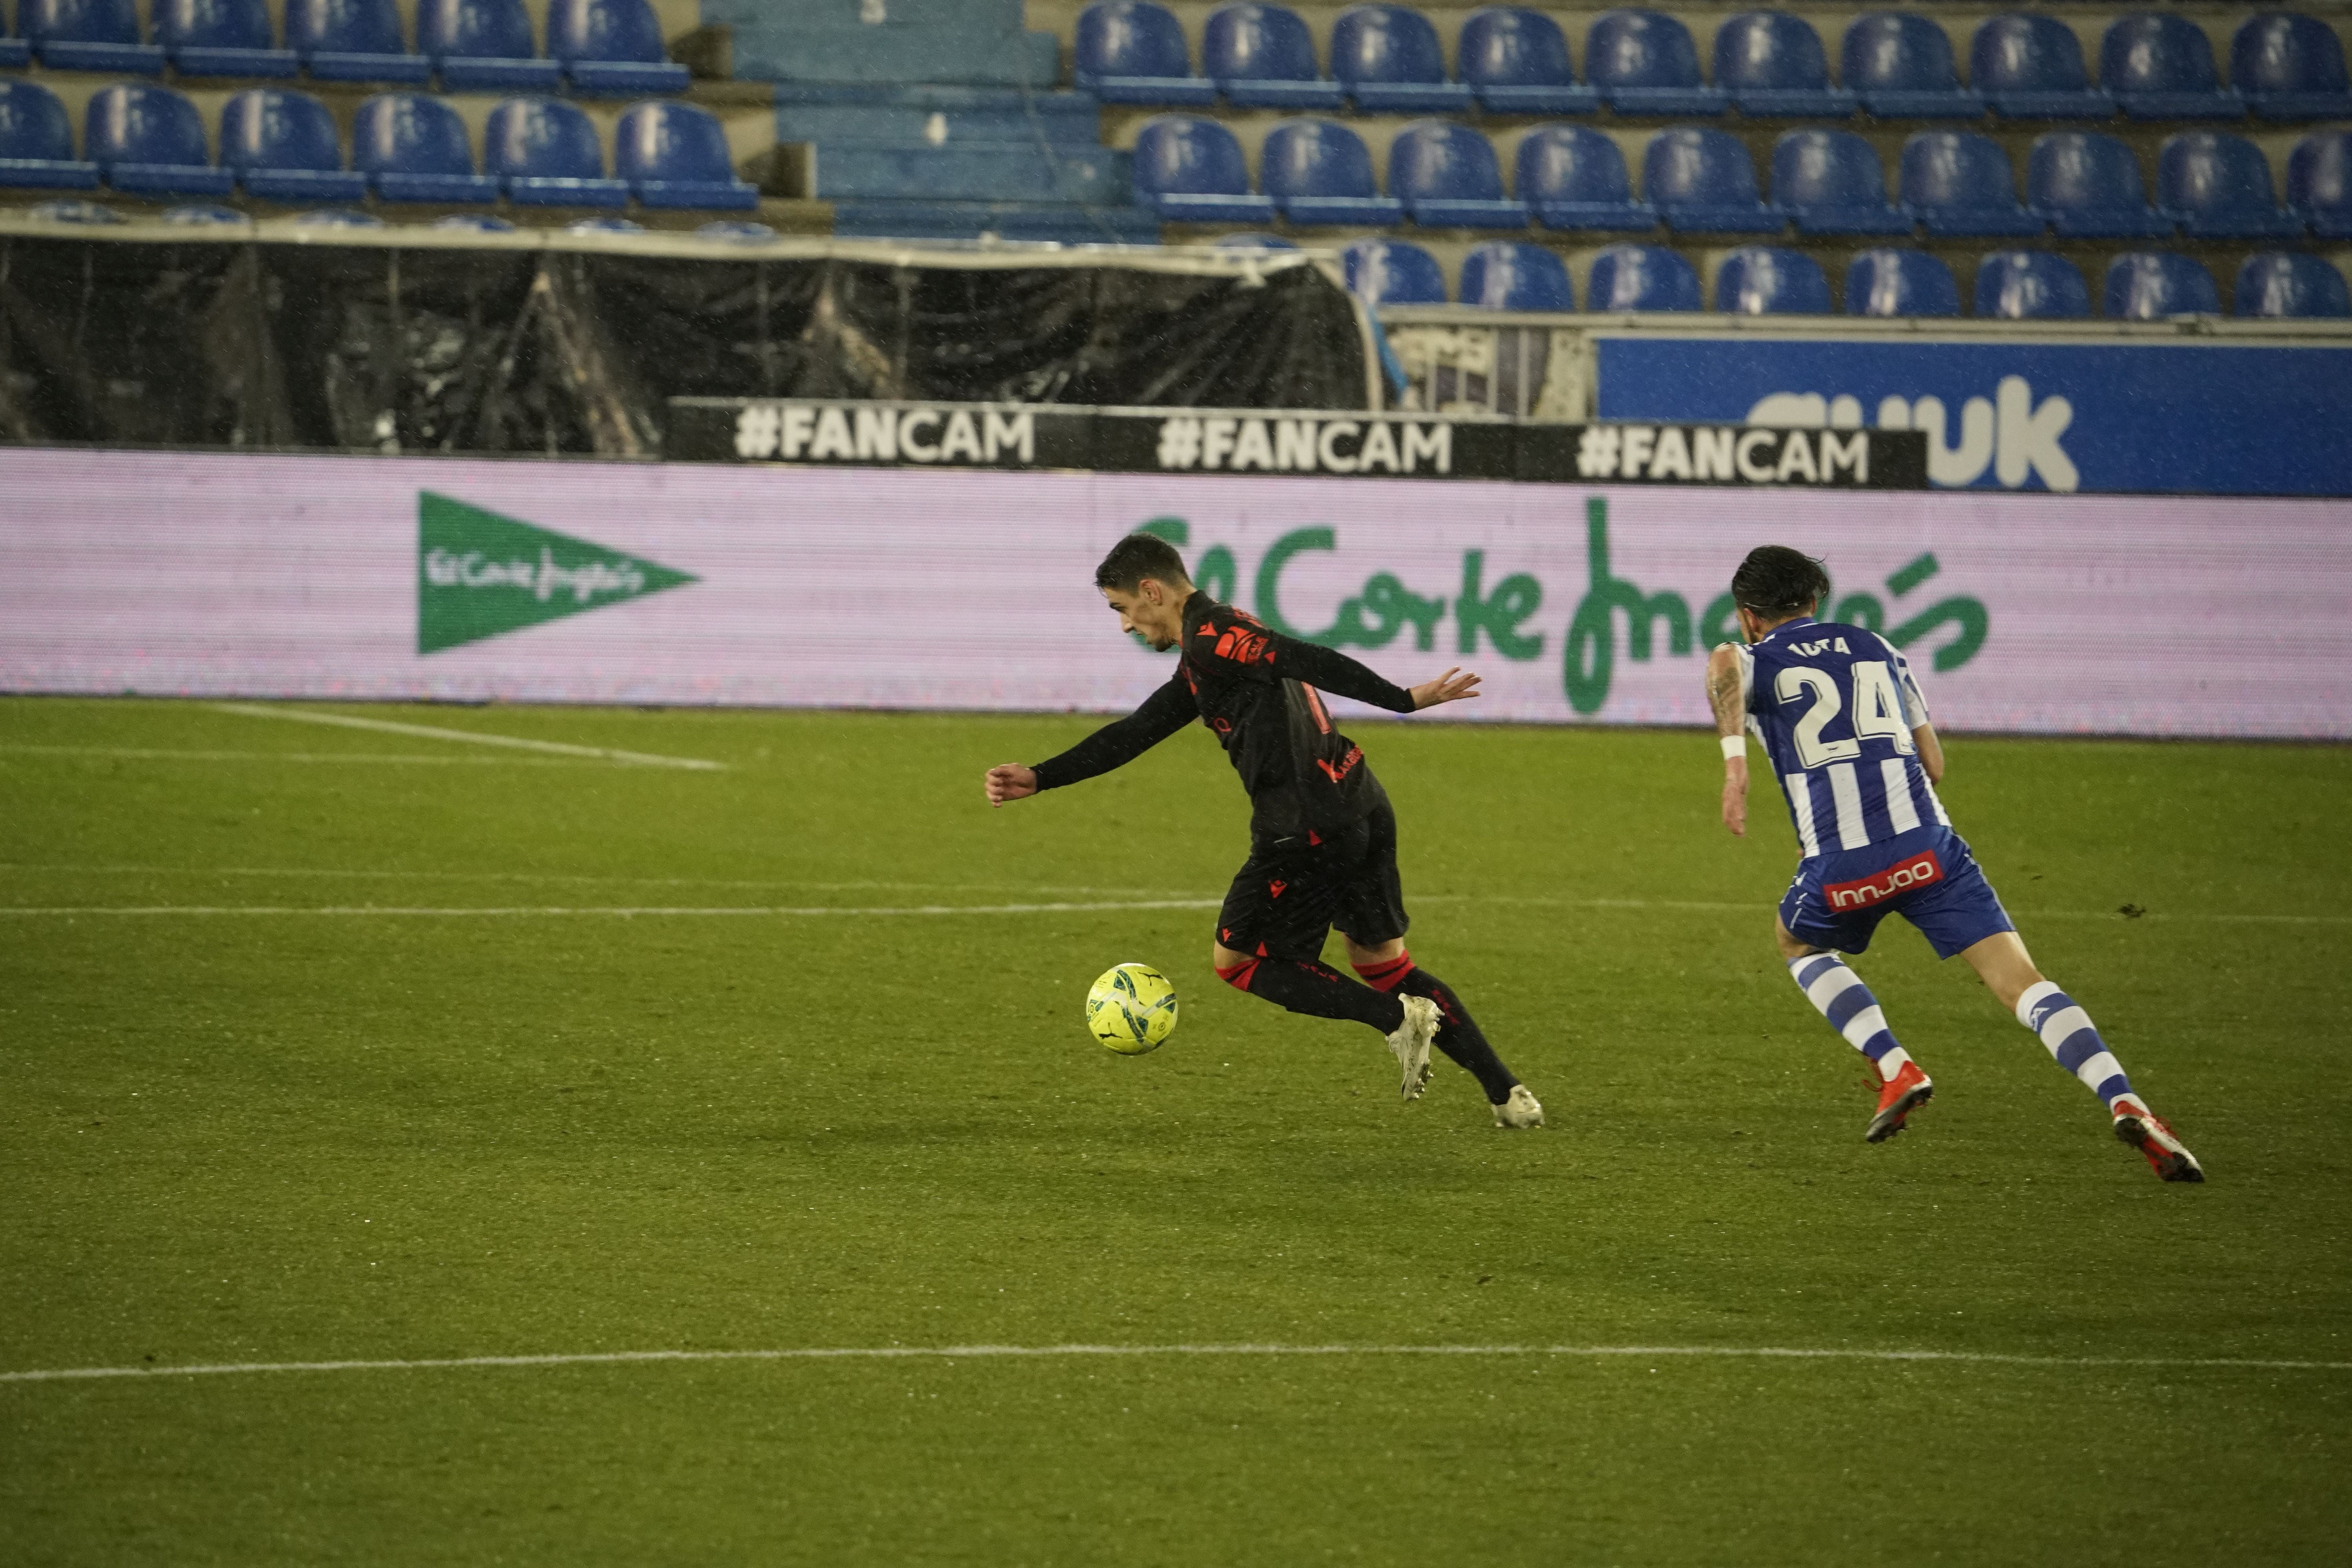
<box><xmin>1456</xmin><ymin>551</ymin><xmax>1544</xmax><ymax>661</ymax></box>
<box><xmin>1563</xmin><ymin>498</ymin><xmax>1692</xmax><ymax>715</ymax></box>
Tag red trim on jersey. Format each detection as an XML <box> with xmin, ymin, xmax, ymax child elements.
<box><xmin>1215</xmin><ymin>958</ymin><xmax>1261</xmax><ymax>992</ymax></box>
<box><xmin>1351</xmin><ymin>952</ymin><xmax>1417</xmax><ymax>993</ymax></box>
<box><xmin>1302</xmin><ymin>684</ymin><xmax>1333</xmax><ymax>736</ymax></box>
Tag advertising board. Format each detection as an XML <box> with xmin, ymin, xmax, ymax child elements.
<box><xmin>1593</xmin><ymin>337</ymin><xmax>2352</xmax><ymax>498</ymax></box>
<box><xmin>2</xmin><ymin>448</ymin><xmax>2346</xmax><ymax>738</ymax></box>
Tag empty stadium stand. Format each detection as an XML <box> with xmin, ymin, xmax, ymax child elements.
<box><xmin>5</xmin><ymin>0</ymin><xmax>2350</xmax><ymax>321</ymax></box>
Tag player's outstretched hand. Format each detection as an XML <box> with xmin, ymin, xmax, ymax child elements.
<box><xmin>1722</xmin><ymin>756</ymin><xmax>1749</xmax><ymax>837</ymax></box>
<box><xmin>1408</xmin><ymin>668</ymin><xmax>1482</xmax><ymax>711</ymax></box>
<box><xmin>985</xmin><ymin>764</ymin><xmax>1038</xmax><ymax>808</ymax></box>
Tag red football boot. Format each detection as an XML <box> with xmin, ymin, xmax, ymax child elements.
<box><xmin>1866</xmin><ymin>1060</ymin><xmax>1933</xmax><ymax>1144</ymax></box>
<box><xmin>2114</xmin><ymin>1104</ymin><xmax>2206</xmax><ymax>1183</ymax></box>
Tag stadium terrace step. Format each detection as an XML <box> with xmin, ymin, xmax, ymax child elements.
<box><xmin>828</xmin><ymin>196</ymin><xmax>1159</xmax><ymax>242</ymax></box>
<box><xmin>811</xmin><ymin>142</ymin><xmax>1131</xmax><ymax>203</ymax></box>
<box><xmin>728</xmin><ymin>23</ymin><xmax>1060</xmax><ymax>87</ymax></box>
<box><xmin>772</xmin><ymin>85</ymin><xmax>1103</xmax><ymax>151</ymax></box>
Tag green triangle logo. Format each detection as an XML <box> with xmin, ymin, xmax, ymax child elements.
<box><xmin>417</xmin><ymin>492</ymin><xmax>697</xmax><ymax>655</ymax></box>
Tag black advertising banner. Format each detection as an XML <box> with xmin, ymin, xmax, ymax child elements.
<box><xmin>0</xmin><ymin>233</ymin><xmax>1374</xmax><ymax>455</ymax></box>
<box><xmin>668</xmin><ymin>397</ymin><xmax>1930</xmax><ymax>489</ymax></box>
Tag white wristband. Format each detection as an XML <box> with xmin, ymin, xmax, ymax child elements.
<box><xmin>1720</xmin><ymin>735</ymin><xmax>1747</xmax><ymax>760</ymax></box>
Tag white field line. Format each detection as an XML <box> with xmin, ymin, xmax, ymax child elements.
<box><xmin>0</xmin><ymin>900</ymin><xmax>1225</xmax><ymax>918</ymax></box>
<box><xmin>0</xmin><ymin>745</ymin><xmax>594</xmax><ymax>767</ymax></box>
<box><xmin>4</xmin><ymin>1342</ymin><xmax>2346</xmax><ymax>1386</ymax></box>
<box><xmin>211</xmin><ymin>703</ymin><xmax>724</xmax><ymax>771</ymax></box>
<box><xmin>0</xmin><ymin>866</ymin><xmax>1149</xmax><ymax>896</ymax></box>
<box><xmin>0</xmin><ymin>893</ymin><xmax>2341</xmax><ymax>926</ymax></box>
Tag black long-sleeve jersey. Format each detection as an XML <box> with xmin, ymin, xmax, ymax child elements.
<box><xmin>1031</xmin><ymin>592</ymin><xmax>1419</xmax><ymax>840</ymax></box>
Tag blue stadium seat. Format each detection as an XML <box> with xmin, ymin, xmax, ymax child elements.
<box><xmin>1975</xmin><ymin>250</ymin><xmax>2089</xmax><ymax>318</ymax></box>
<box><xmin>2027</xmin><ymin>132</ymin><xmax>2171</xmax><ymax>238</ymax></box>
<box><xmin>1459</xmin><ymin>240</ymin><xmax>1572</xmax><ymax>310</ymax></box>
<box><xmin>1644</xmin><ymin>127</ymin><xmax>1780</xmax><ymax>233</ymax></box>
<box><xmin>420</xmin><ymin>0</ymin><xmax>561</xmax><ymax>91</ymax></box>
<box><xmin>1900</xmin><ymin>131</ymin><xmax>2041</xmax><ymax>237</ymax></box>
<box><xmin>1339</xmin><ymin>237</ymin><xmax>1446</xmax><ymax>304</ymax></box>
<box><xmin>27</xmin><ymin>197</ymin><xmax>123</xmax><ymax>220</ymax></box>
<box><xmin>432</xmin><ymin>212</ymin><xmax>515</xmax><ymax>230</ymax></box>
<box><xmin>1201</xmin><ymin>4</ymin><xmax>1344</xmax><ymax>109</ymax></box>
<box><xmin>293</xmin><ymin>207</ymin><xmax>381</xmax><ymax>225</ymax></box>
<box><xmin>2288</xmin><ymin>130</ymin><xmax>2352</xmax><ymax>237</ymax></box>
<box><xmin>25</xmin><ymin>0</ymin><xmax>166</xmax><ymax>73</ymax></box>
<box><xmin>1586</xmin><ymin>242</ymin><xmax>1700</xmax><ymax>310</ymax></box>
<box><xmin>1075</xmin><ymin>2</ymin><xmax>1216</xmax><ymax>106</ymax></box>
<box><xmin>1261</xmin><ymin>119</ymin><xmax>1402</xmax><ymax>225</ymax></box>
<box><xmin>0</xmin><ymin>80</ymin><xmax>101</xmax><ymax>191</ymax></box>
<box><xmin>85</xmin><ymin>84</ymin><xmax>234</xmax><ymax>194</ymax></box>
<box><xmin>1517</xmin><ymin>123</ymin><xmax>1653</xmax><ymax>231</ymax></box>
<box><xmin>1713</xmin><ymin>11</ymin><xmax>1853</xmax><ymax>118</ymax></box>
<box><xmin>1716</xmin><ymin>245</ymin><xmax>1829</xmax><ymax>314</ymax></box>
<box><xmin>355</xmin><ymin>92</ymin><xmax>499</xmax><ymax>202</ymax></box>
<box><xmin>2101</xmin><ymin>12</ymin><xmax>2241</xmax><ymax>121</ymax></box>
<box><xmin>1972</xmin><ymin>13</ymin><xmax>2112</xmax><ymax>119</ymax></box>
<box><xmin>1585</xmin><ymin>9</ymin><xmax>1723</xmax><ymax>116</ymax></box>
<box><xmin>483</xmin><ymin>95</ymin><xmax>627</xmax><ymax>206</ymax></box>
<box><xmin>158</xmin><ymin>0</ymin><xmax>298</xmax><ymax>77</ymax></box>
<box><xmin>1773</xmin><ymin>129</ymin><xmax>1908</xmax><ymax>236</ymax></box>
<box><xmin>221</xmin><ymin>89</ymin><xmax>369</xmax><ymax>201</ymax></box>
<box><xmin>160</xmin><ymin>202</ymin><xmax>249</xmax><ymax>222</ymax></box>
<box><xmin>615</xmin><ymin>100</ymin><xmax>756</xmax><ymax>209</ymax></box>
<box><xmin>1845</xmin><ymin>248</ymin><xmax>1959</xmax><ymax>316</ymax></box>
<box><xmin>2234</xmin><ymin>250</ymin><xmax>2350</xmax><ymax>316</ymax></box>
<box><xmin>1214</xmin><ymin>231</ymin><xmax>1295</xmax><ymax>248</ymax></box>
<box><xmin>287</xmin><ymin>0</ymin><xmax>432</xmax><ymax>84</ymax></box>
<box><xmin>1842</xmin><ymin>12</ymin><xmax>1979</xmax><ymax>118</ymax></box>
<box><xmin>2231</xmin><ymin>13</ymin><xmax>2352</xmax><ymax>120</ymax></box>
<box><xmin>0</xmin><ymin>12</ymin><xmax>25</xmax><ymax>69</ymax></box>
<box><xmin>2158</xmin><ymin>131</ymin><xmax>2304</xmax><ymax>237</ymax></box>
<box><xmin>1129</xmin><ymin>114</ymin><xmax>1274</xmax><ymax>222</ymax></box>
<box><xmin>1458</xmin><ymin>7</ymin><xmax>1597</xmax><ymax>115</ymax></box>
<box><xmin>1389</xmin><ymin>120</ymin><xmax>1526</xmax><ymax>227</ymax></box>
<box><xmin>1332</xmin><ymin>5</ymin><xmax>1470</xmax><ymax>113</ymax></box>
<box><xmin>550</xmin><ymin>0</ymin><xmax>689</xmax><ymax>96</ymax></box>
<box><xmin>2104</xmin><ymin>250</ymin><xmax>2218</xmax><ymax>319</ymax></box>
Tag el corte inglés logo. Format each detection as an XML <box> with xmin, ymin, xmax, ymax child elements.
<box><xmin>417</xmin><ymin>492</ymin><xmax>696</xmax><ymax>654</ymax></box>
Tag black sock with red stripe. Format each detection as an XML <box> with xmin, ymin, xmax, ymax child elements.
<box><xmin>1354</xmin><ymin>952</ymin><xmax>1521</xmax><ymax>1104</ymax></box>
<box><xmin>1218</xmin><ymin>955</ymin><xmax>1406</xmax><ymax>1034</ymax></box>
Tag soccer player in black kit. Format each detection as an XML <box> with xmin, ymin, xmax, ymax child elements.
<box><xmin>984</xmin><ymin>533</ymin><xmax>1544</xmax><ymax>1128</ymax></box>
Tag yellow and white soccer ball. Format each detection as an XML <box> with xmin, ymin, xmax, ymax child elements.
<box><xmin>1086</xmin><ymin>962</ymin><xmax>1178</xmax><ymax>1055</ymax></box>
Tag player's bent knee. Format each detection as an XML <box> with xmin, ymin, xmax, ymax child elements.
<box><xmin>1213</xmin><ymin>944</ymin><xmax>1260</xmax><ymax>992</ymax></box>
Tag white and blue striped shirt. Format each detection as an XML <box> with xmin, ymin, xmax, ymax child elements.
<box><xmin>1737</xmin><ymin>619</ymin><xmax>1951</xmax><ymax>861</ymax></box>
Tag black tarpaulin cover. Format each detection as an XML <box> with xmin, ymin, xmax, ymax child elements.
<box><xmin>0</xmin><ymin>228</ymin><xmax>1376</xmax><ymax>456</ymax></box>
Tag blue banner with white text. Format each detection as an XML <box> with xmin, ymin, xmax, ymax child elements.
<box><xmin>1593</xmin><ymin>338</ymin><xmax>2352</xmax><ymax>497</ymax></box>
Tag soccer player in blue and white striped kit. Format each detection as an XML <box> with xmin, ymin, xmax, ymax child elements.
<box><xmin>1706</xmin><ymin>546</ymin><xmax>2203</xmax><ymax>1181</ymax></box>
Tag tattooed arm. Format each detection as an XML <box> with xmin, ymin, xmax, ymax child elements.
<box><xmin>1706</xmin><ymin>643</ymin><xmax>1750</xmax><ymax>838</ymax></box>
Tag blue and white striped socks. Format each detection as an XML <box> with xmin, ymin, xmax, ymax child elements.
<box><xmin>2014</xmin><ymin>980</ymin><xmax>2139</xmax><ymax>1113</ymax></box>
<box><xmin>1787</xmin><ymin>953</ymin><xmax>1913</xmax><ymax>1083</ymax></box>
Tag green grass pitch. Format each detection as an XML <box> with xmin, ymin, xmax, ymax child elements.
<box><xmin>3</xmin><ymin>695</ymin><xmax>2348</xmax><ymax>1565</ymax></box>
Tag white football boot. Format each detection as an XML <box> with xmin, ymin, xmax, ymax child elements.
<box><xmin>1492</xmin><ymin>1085</ymin><xmax>1545</xmax><ymax>1129</ymax></box>
<box><xmin>1386</xmin><ymin>994</ymin><xmax>1441</xmax><ymax>1101</ymax></box>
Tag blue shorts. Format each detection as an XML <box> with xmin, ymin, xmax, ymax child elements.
<box><xmin>1779</xmin><ymin>826</ymin><xmax>2015</xmax><ymax>961</ymax></box>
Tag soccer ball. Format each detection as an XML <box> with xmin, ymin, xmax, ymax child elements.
<box><xmin>1087</xmin><ymin>962</ymin><xmax>1178</xmax><ymax>1055</ymax></box>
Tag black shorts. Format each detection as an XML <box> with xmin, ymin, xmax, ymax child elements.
<box><xmin>1215</xmin><ymin>803</ymin><xmax>1410</xmax><ymax>962</ymax></box>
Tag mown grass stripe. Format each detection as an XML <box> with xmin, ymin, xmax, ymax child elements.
<box><xmin>6</xmin><ymin>1342</ymin><xmax>2346</xmax><ymax>1385</ymax></box>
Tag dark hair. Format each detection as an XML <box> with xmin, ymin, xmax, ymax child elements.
<box><xmin>1730</xmin><ymin>545</ymin><xmax>1830</xmax><ymax>618</ymax></box>
<box><xmin>1094</xmin><ymin>532</ymin><xmax>1192</xmax><ymax>593</ymax></box>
